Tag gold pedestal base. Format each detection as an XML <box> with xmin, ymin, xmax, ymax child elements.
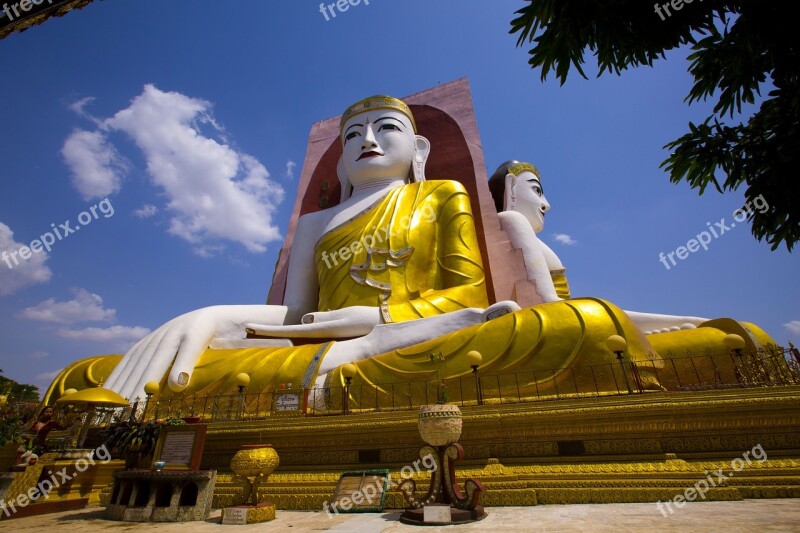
<box><xmin>194</xmin><ymin>386</ymin><xmax>800</xmax><ymax>510</ymax></box>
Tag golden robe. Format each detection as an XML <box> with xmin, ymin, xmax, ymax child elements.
<box><xmin>314</xmin><ymin>180</ymin><xmax>488</xmax><ymax>321</ymax></box>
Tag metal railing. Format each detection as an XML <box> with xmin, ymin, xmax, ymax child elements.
<box><xmin>109</xmin><ymin>346</ymin><xmax>800</xmax><ymax>425</ymax></box>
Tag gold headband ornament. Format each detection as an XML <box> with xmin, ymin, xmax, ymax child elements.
<box><xmin>340</xmin><ymin>95</ymin><xmax>417</xmax><ymax>135</ymax></box>
<box><xmin>507</xmin><ymin>162</ymin><xmax>541</xmax><ymax>179</ymax></box>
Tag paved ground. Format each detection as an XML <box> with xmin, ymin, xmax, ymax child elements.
<box><xmin>3</xmin><ymin>500</ymin><xmax>800</xmax><ymax>532</ymax></box>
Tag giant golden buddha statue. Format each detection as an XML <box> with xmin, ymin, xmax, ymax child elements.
<box><xmin>44</xmin><ymin>95</ymin><xmax>776</xmax><ymax>407</ymax></box>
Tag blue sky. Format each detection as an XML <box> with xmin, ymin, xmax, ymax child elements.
<box><xmin>0</xmin><ymin>0</ymin><xmax>797</xmax><ymax>392</ymax></box>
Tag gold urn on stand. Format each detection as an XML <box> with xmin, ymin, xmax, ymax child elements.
<box><xmin>399</xmin><ymin>353</ymin><xmax>487</xmax><ymax>525</ymax></box>
<box><xmin>222</xmin><ymin>444</ymin><xmax>279</xmax><ymax>525</ymax></box>
<box><xmin>417</xmin><ymin>403</ymin><xmax>463</xmax><ymax>447</ymax></box>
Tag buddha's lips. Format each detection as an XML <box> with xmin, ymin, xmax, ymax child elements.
<box><xmin>358</xmin><ymin>151</ymin><xmax>382</xmax><ymax>160</ymax></box>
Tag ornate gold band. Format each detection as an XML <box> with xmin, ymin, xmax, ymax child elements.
<box><xmin>507</xmin><ymin>162</ymin><xmax>540</xmax><ymax>178</ymax></box>
<box><xmin>340</xmin><ymin>95</ymin><xmax>417</xmax><ymax>134</ymax></box>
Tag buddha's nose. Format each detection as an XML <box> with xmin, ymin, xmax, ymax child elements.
<box><xmin>362</xmin><ymin>123</ymin><xmax>378</xmax><ymax>149</ymax></box>
<box><xmin>541</xmin><ymin>198</ymin><xmax>550</xmax><ymax>212</ymax></box>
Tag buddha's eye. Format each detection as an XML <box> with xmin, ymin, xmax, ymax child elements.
<box><xmin>379</xmin><ymin>123</ymin><xmax>401</xmax><ymax>132</ymax></box>
<box><xmin>345</xmin><ymin>131</ymin><xmax>361</xmax><ymax>143</ymax></box>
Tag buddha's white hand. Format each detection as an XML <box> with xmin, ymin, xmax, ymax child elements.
<box><xmin>247</xmin><ymin>306</ymin><xmax>381</xmax><ymax>339</ymax></box>
<box><xmin>104</xmin><ymin>305</ymin><xmax>287</xmax><ymax>400</ymax></box>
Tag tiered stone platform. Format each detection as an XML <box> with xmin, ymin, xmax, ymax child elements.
<box><xmin>110</xmin><ymin>386</ymin><xmax>800</xmax><ymax>510</ymax></box>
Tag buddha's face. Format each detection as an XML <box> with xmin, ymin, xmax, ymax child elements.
<box><xmin>340</xmin><ymin>109</ymin><xmax>416</xmax><ymax>188</ymax></box>
<box><xmin>512</xmin><ymin>170</ymin><xmax>550</xmax><ymax>233</ymax></box>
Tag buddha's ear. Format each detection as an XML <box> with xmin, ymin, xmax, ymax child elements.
<box><xmin>411</xmin><ymin>135</ymin><xmax>431</xmax><ymax>183</ymax></box>
<box><xmin>337</xmin><ymin>156</ymin><xmax>352</xmax><ymax>202</ymax></box>
<box><xmin>503</xmin><ymin>172</ymin><xmax>517</xmax><ymax>211</ymax></box>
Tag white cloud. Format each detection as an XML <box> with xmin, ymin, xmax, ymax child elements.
<box><xmin>0</xmin><ymin>222</ymin><xmax>52</xmax><ymax>296</ymax></box>
<box><xmin>285</xmin><ymin>160</ymin><xmax>297</xmax><ymax>180</ymax></box>
<box><xmin>20</xmin><ymin>288</ymin><xmax>149</xmax><ymax>349</ymax></box>
<box><xmin>61</xmin><ymin>129</ymin><xmax>128</xmax><ymax>200</ymax></box>
<box><xmin>20</xmin><ymin>288</ymin><xmax>116</xmax><ymax>325</ymax></box>
<box><xmin>58</xmin><ymin>325</ymin><xmax>151</xmax><ymax>347</ymax></box>
<box><xmin>785</xmin><ymin>321</ymin><xmax>800</xmax><ymax>336</ymax></box>
<box><xmin>102</xmin><ymin>84</ymin><xmax>284</xmax><ymax>255</ymax></box>
<box><xmin>69</xmin><ymin>96</ymin><xmax>95</xmax><ymax>115</ymax></box>
<box><xmin>193</xmin><ymin>244</ymin><xmax>225</xmax><ymax>258</ymax></box>
<box><xmin>35</xmin><ymin>369</ymin><xmax>63</xmax><ymax>383</ymax></box>
<box><xmin>29</xmin><ymin>351</ymin><xmax>48</xmax><ymax>359</ymax></box>
<box><xmin>133</xmin><ymin>204</ymin><xmax>158</xmax><ymax>219</ymax></box>
<box><xmin>68</xmin><ymin>96</ymin><xmax>102</xmax><ymax>126</ymax></box>
<box><xmin>553</xmin><ymin>233</ymin><xmax>577</xmax><ymax>246</ymax></box>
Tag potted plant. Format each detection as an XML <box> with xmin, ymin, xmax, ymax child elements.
<box><xmin>100</xmin><ymin>418</ymin><xmax>186</xmax><ymax>469</ymax></box>
<box><xmin>0</xmin><ymin>399</ymin><xmax>38</xmax><ymax>465</ymax></box>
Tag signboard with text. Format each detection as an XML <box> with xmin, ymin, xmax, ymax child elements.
<box><xmin>276</xmin><ymin>393</ymin><xmax>300</xmax><ymax>411</ymax></box>
<box><xmin>151</xmin><ymin>424</ymin><xmax>207</xmax><ymax>471</ymax></box>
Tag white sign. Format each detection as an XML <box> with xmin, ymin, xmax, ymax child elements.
<box><xmin>423</xmin><ymin>504</ymin><xmax>451</xmax><ymax>523</ymax></box>
<box><xmin>222</xmin><ymin>507</ymin><xmax>248</xmax><ymax>525</ymax></box>
<box><xmin>276</xmin><ymin>394</ymin><xmax>300</xmax><ymax>411</ymax></box>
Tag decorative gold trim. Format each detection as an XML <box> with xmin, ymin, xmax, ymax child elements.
<box><xmin>507</xmin><ymin>162</ymin><xmax>540</xmax><ymax>178</ymax></box>
<box><xmin>340</xmin><ymin>95</ymin><xmax>417</xmax><ymax>134</ymax></box>
<box><xmin>301</xmin><ymin>342</ymin><xmax>332</xmax><ymax>390</ymax></box>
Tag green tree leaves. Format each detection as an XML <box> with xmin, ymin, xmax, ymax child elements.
<box><xmin>511</xmin><ymin>0</ymin><xmax>799</xmax><ymax>250</ymax></box>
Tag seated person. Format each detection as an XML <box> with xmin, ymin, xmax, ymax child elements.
<box><xmin>20</xmin><ymin>406</ymin><xmax>66</xmax><ymax>455</ymax></box>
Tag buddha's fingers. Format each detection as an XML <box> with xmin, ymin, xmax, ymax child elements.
<box><xmin>127</xmin><ymin>331</ymin><xmax>184</xmax><ymax>400</ymax></box>
<box><xmin>107</xmin><ymin>332</ymin><xmax>159</xmax><ymax>395</ymax></box>
<box><xmin>105</xmin><ymin>335</ymin><xmax>149</xmax><ymax>390</ymax></box>
<box><xmin>118</xmin><ymin>328</ymin><xmax>170</xmax><ymax>399</ymax></box>
<box><xmin>115</xmin><ymin>328</ymin><xmax>170</xmax><ymax>400</ymax></box>
<box><xmin>482</xmin><ymin>300</ymin><xmax>522</xmax><ymax>321</ymax></box>
<box><xmin>246</xmin><ymin>319</ymin><xmax>371</xmax><ymax>338</ymax></box>
<box><xmin>318</xmin><ymin>308</ymin><xmax>489</xmax><ymax>375</ymax></box>
<box><xmin>168</xmin><ymin>333</ymin><xmax>215</xmax><ymax>393</ymax></box>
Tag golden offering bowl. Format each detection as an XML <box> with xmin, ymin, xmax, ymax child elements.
<box><xmin>231</xmin><ymin>444</ymin><xmax>280</xmax><ymax>478</ymax></box>
<box><xmin>230</xmin><ymin>444</ymin><xmax>280</xmax><ymax>506</ymax></box>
